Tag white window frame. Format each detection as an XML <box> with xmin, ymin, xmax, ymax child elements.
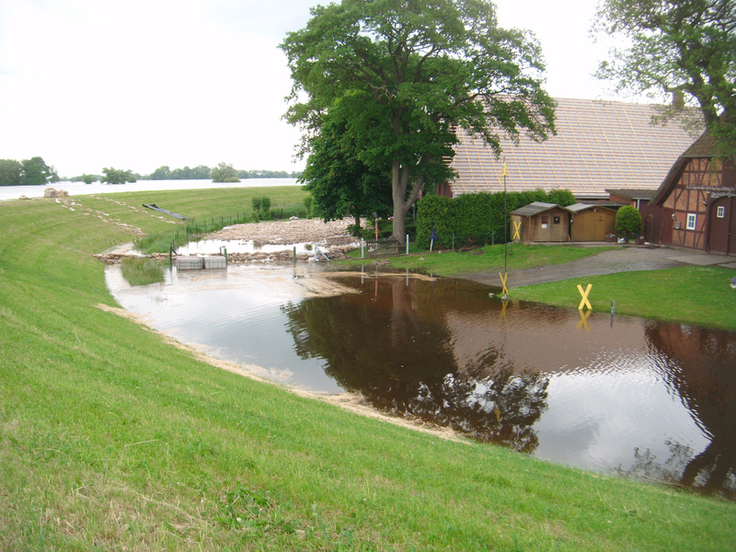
<box><xmin>686</xmin><ymin>213</ymin><xmax>697</xmax><ymax>230</ymax></box>
<box><xmin>717</xmin><ymin>206</ymin><xmax>725</xmax><ymax>218</ymax></box>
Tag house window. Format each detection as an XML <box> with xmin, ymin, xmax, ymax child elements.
<box><xmin>717</xmin><ymin>206</ymin><xmax>725</xmax><ymax>218</ymax></box>
<box><xmin>686</xmin><ymin>213</ymin><xmax>697</xmax><ymax>230</ymax></box>
<box><xmin>553</xmin><ymin>216</ymin><xmax>561</xmax><ymax>224</ymax></box>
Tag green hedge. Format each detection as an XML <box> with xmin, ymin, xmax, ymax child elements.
<box><xmin>416</xmin><ymin>189</ymin><xmax>575</xmax><ymax>249</ymax></box>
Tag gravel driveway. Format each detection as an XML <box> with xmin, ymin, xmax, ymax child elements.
<box><xmin>463</xmin><ymin>246</ymin><xmax>736</xmax><ymax>288</ymax></box>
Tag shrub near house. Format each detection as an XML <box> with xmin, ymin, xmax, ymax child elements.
<box><xmin>616</xmin><ymin>205</ymin><xmax>642</xmax><ymax>240</ymax></box>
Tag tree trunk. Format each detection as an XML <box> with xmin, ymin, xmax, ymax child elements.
<box><xmin>391</xmin><ymin>161</ymin><xmax>425</xmax><ymax>245</ymax></box>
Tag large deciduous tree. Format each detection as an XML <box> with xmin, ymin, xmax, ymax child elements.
<box><xmin>0</xmin><ymin>159</ymin><xmax>23</xmax><ymax>186</ymax></box>
<box><xmin>593</xmin><ymin>0</ymin><xmax>736</xmax><ymax>157</ymax></box>
<box><xmin>299</xmin><ymin>110</ymin><xmax>393</xmax><ymax>231</ymax></box>
<box><xmin>281</xmin><ymin>0</ymin><xmax>556</xmax><ymax>243</ymax></box>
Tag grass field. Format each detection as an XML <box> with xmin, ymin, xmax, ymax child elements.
<box><xmin>1</xmin><ymin>188</ymin><xmax>735</xmax><ymax>550</ymax></box>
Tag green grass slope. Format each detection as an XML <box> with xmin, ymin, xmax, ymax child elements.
<box><xmin>1</xmin><ymin>191</ymin><xmax>734</xmax><ymax>550</ymax></box>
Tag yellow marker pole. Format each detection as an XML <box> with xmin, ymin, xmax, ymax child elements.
<box><xmin>577</xmin><ymin>309</ymin><xmax>592</xmax><ymax>331</ymax></box>
<box><xmin>499</xmin><ymin>272</ymin><xmax>509</xmax><ymax>297</ymax></box>
<box><xmin>577</xmin><ymin>283</ymin><xmax>592</xmax><ymax>311</ymax></box>
<box><xmin>512</xmin><ymin>220</ymin><xmax>522</xmax><ymax>241</ymax></box>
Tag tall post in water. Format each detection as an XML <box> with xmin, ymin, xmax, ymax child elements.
<box><xmin>503</xmin><ymin>159</ymin><xmax>507</xmax><ymax>275</ymax></box>
<box><xmin>499</xmin><ymin>160</ymin><xmax>510</xmax><ymax>299</ymax></box>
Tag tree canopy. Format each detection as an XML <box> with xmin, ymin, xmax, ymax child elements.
<box><xmin>0</xmin><ymin>157</ymin><xmax>59</xmax><ymax>186</ymax></box>
<box><xmin>281</xmin><ymin>0</ymin><xmax>556</xmax><ymax>243</ymax></box>
<box><xmin>593</xmin><ymin>0</ymin><xmax>736</xmax><ymax>157</ymax></box>
<box><xmin>299</xmin><ymin>112</ymin><xmax>393</xmax><ymax>229</ymax></box>
<box><xmin>210</xmin><ymin>162</ymin><xmax>240</xmax><ymax>183</ymax></box>
<box><xmin>101</xmin><ymin>167</ymin><xmax>137</xmax><ymax>185</ymax></box>
<box><xmin>148</xmin><ymin>165</ymin><xmax>212</xmax><ymax>180</ymax></box>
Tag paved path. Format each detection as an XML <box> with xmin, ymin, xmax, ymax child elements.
<box><xmin>463</xmin><ymin>246</ymin><xmax>736</xmax><ymax>288</ymax></box>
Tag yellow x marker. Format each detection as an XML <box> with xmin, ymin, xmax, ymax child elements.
<box><xmin>577</xmin><ymin>283</ymin><xmax>592</xmax><ymax>311</ymax></box>
<box><xmin>577</xmin><ymin>308</ymin><xmax>592</xmax><ymax>331</ymax></box>
<box><xmin>499</xmin><ymin>297</ymin><xmax>508</xmax><ymax>321</ymax></box>
<box><xmin>512</xmin><ymin>220</ymin><xmax>522</xmax><ymax>241</ymax></box>
<box><xmin>499</xmin><ymin>272</ymin><xmax>509</xmax><ymax>297</ymax></box>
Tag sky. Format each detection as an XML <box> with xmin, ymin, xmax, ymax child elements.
<box><xmin>0</xmin><ymin>0</ymin><xmax>625</xmax><ymax>178</ymax></box>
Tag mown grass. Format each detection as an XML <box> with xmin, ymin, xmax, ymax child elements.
<box><xmin>510</xmin><ymin>265</ymin><xmax>736</xmax><ymax>331</ymax></box>
<box><xmin>349</xmin><ymin>243</ymin><xmax>615</xmax><ymax>276</ymax></box>
<box><xmin>0</xmin><ymin>190</ymin><xmax>735</xmax><ymax>550</ymax></box>
<box><xmin>123</xmin><ymin>186</ymin><xmax>310</xmax><ymax>254</ymax></box>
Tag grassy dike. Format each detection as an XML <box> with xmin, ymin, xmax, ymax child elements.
<box><xmin>1</xmin><ymin>189</ymin><xmax>735</xmax><ymax>551</ymax></box>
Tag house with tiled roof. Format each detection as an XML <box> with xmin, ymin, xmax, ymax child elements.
<box><xmin>641</xmin><ymin>132</ymin><xmax>736</xmax><ymax>255</ymax></box>
<box><xmin>443</xmin><ymin>97</ymin><xmax>700</xmax><ymax>201</ymax></box>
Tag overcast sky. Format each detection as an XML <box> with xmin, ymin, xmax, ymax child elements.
<box><xmin>0</xmin><ymin>0</ymin><xmax>624</xmax><ymax>178</ymax></box>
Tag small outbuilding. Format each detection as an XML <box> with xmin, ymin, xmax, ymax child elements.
<box><xmin>567</xmin><ymin>203</ymin><xmax>618</xmax><ymax>242</ymax></box>
<box><xmin>510</xmin><ymin>202</ymin><xmax>571</xmax><ymax>243</ymax></box>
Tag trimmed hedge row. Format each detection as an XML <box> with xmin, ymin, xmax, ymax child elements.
<box><xmin>416</xmin><ymin>189</ymin><xmax>575</xmax><ymax>249</ymax></box>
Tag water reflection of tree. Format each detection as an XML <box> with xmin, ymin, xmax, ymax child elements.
<box><xmin>642</xmin><ymin>322</ymin><xmax>736</xmax><ymax>498</ymax></box>
<box><xmin>281</xmin><ymin>275</ymin><xmax>549</xmax><ymax>452</ymax></box>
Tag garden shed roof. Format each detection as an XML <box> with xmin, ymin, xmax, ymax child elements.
<box><xmin>566</xmin><ymin>203</ymin><xmax>616</xmax><ymax>213</ymax></box>
<box><xmin>510</xmin><ymin>201</ymin><xmax>564</xmax><ymax>217</ymax></box>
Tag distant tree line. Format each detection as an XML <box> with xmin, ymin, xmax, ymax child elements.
<box><xmin>146</xmin><ymin>165</ymin><xmax>302</xmax><ymax>181</ymax></box>
<box><xmin>0</xmin><ymin>157</ymin><xmax>302</xmax><ymax>186</ymax></box>
<box><xmin>0</xmin><ymin>157</ymin><xmax>59</xmax><ymax>186</ymax></box>
<box><xmin>147</xmin><ymin>165</ymin><xmax>212</xmax><ymax>180</ymax></box>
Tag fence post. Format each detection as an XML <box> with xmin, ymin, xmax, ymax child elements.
<box><xmin>406</xmin><ymin>234</ymin><xmax>410</xmax><ymax>255</ymax></box>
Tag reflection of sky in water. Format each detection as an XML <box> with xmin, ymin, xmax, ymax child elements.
<box><xmin>106</xmin><ymin>264</ymin><xmax>727</xmax><ymax>487</ymax></box>
<box><xmin>534</xmin><ymin>371</ymin><xmax>709</xmax><ymax>473</ymax></box>
<box><xmin>106</xmin><ymin>264</ymin><xmax>343</xmax><ymax>393</ymax></box>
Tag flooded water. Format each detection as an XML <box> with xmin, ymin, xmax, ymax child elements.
<box><xmin>106</xmin><ymin>263</ymin><xmax>736</xmax><ymax>498</ymax></box>
<box><xmin>176</xmin><ymin>239</ymin><xmax>315</xmax><ymax>256</ymax></box>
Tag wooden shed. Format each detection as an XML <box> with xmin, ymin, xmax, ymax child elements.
<box><xmin>567</xmin><ymin>204</ymin><xmax>618</xmax><ymax>242</ymax></box>
<box><xmin>510</xmin><ymin>202</ymin><xmax>571</xmax><ymax>243</ymax></box>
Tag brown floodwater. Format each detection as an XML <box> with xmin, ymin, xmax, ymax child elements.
<box><xmin>106</xmin><ymin>263</ymin><xmax>736</xmax><ymax>499</ymax></box>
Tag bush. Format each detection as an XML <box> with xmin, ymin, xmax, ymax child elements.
<box><xmin>416</xmin><ymin>189</ymin><xmax>574</xmax><ymax>249</ymax></box>
<box><xmin>615</xmin><ymin>205</ymin><xmax>642</xmax><ymax>240</ymax></box>
<box><xmin>251</xmin><ymin>195</ymin><xmax>272</xmax><ymax>221</ymax></box>
<box><xmin>121</xmin><ymin>257</ymin><xmax>164</xmax><ymax>286</ymax></box>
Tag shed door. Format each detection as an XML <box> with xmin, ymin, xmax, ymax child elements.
<box><xmin>708</xmin><ymin>197</ymin><xmax>736</xmax><ymax>255</ymax></box>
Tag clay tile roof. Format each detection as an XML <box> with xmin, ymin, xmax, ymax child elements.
<box><xmin>450</xmin><ymin>98</ymin><xmax>702</xmax><ymax>199</ymax></box>
<box><xmin>605</xmin><ymin>189</ymin><xmax>658</xmax><ymax>200</ymax></box>
<box><xmin>681</xmin><ymin>131</ymin><xmax>718</xmax><ymax>158</ymax></box>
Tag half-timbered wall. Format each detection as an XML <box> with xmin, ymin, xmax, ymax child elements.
<box><xmin>662</xmin><ymin>158</ymin><xmax>728</xmax><ymax>251</ymax></box>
